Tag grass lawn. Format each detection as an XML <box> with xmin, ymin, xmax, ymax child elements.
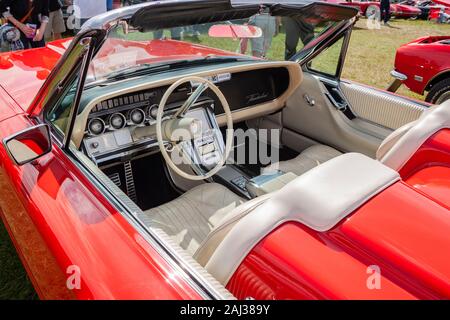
<box><xmin>0</xmin><ymin>17</ymin><xmax>449</xmax><ymax>300</ymax></box>
<box><xmin>0</xmin><ymin>221</ymin><xmax>37</xmax><ymax>300</ymax></box>
<box><xmin>197</xmin><ymin>18</ymin><xmax>450</xmax><ymax>101</ymax></box>
<box><xmin>343</xmin><ymin>19</ymin><xmax>450</xmax><ymax>100</ymax></box>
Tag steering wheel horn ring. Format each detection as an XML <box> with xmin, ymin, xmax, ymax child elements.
<box><xmin>156</xmin><ymin>76</ymin><xmax>234</xmax><ymax>181</ymax></box>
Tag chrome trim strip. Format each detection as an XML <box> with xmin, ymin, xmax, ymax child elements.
<box><xmin>46</xmin><ymin>127</ymin><xmax>230</xmax><ymax>300</ymax></box>
<box><xmin>71</xmin><ymin>150</ymin><xmax>230</xmax><ymax>299</ymax></box>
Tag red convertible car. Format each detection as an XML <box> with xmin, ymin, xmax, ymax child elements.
<box><xmin>0</xmin><ymin>0</ymin><xmax>450</xmax><ymax>300</ymax></box>
<box><xmin>390</xmin><ymin>35</ymin><xmax>450</xmax><ymax>104</ymax></box>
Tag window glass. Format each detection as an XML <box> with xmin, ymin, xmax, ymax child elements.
<box><xmin>308</xmin><ymin>37</ymin><xmax>344</xmax><ymax>77</ymax></box>
<box><xmin>46</xmin><ymin>80</ymin><xmax>78</xmax><ymax>134</ymax></box>
<box><xmin>86</xmin><ymin>17</ymin><xmax>340</xmax><ymax>84</ymax></box>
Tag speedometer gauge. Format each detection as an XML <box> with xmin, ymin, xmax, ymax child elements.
<box><xmin>129</xmin><ymin>108</ymin><xmax>146</xmax><ymax>125</ymax></box>
<box><xmin>88</xmin><ymin>118</ymin><xmax>106</xmax><ymax>136</ymax></box>
<box><xmin>147</xmin><ymin>104</ymin><xmax>159</xmax><ymax>120</ymax></box>
<box><xmin>109</xmin><ymin>113</ymin><xmax>126</xmax><ymax>130</ymax></box>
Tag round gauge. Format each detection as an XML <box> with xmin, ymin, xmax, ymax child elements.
<box><xmin>87</xmin><ymin>118</ymin><xmax>105</xmax><ymax>136</ymax></box>
<box><xmin>109</xmin><ymin>113</ymin><xmax>126</xmax><ymax>130</ymax></box>
<box><xmin>147</xmin><ymin>104</ymin><xmax>159</xmax><ymax>120</ymax></box>
<box><xmin>129</xmin><ymin>108</ymin><xmax>146</xmax><ymax>125</ymax></box>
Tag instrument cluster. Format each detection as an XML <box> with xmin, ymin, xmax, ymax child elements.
<box><xmin>85</xmin><ymin>90</ymin><xmax>163</xmax><ymax>136</ymax></box>
<box><xmin>87</xmin><ymin>104</ymin><xmax>159</xmax><ymax>136</ymax></box>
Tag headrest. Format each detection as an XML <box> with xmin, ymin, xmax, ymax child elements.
<box><xmin>379</xmin><ymin>100</ymin><xmax>450</xmax><ymax>171</ymax></box>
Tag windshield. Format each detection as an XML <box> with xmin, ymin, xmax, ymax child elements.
<box><xmin>87</xmin><ymin>14</ymin><xmax>342</xmax><ymax>83</ymax></box>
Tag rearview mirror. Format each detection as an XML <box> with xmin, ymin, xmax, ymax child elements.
<box><xmin>3</xmin><ymin>124</ymin><xmax>52</xmax><ymax>166</ymax></box>
<box><xmin>208</xmin><ymin>24</ymin><xmax>263</xmax><ymax>39</ymax></box>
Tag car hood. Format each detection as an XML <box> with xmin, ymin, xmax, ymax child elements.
<box><xmin>89</xmin><ymin>38</ymin><xmax>249</xmax><ymax>82</ymax></box>
<box><xmin>0</xmin><ymin>39</ymin><xmax>71</xmax><ymax>110</ymax></box>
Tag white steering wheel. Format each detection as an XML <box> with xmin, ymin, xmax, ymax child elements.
<box><xmin>156</xmin><ymin>76</ymin><xmax>234</xmax><ymax>181</ymax></box>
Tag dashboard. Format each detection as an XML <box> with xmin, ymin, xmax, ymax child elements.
<box><xmin>75</xmin><ymin>61</ymin><xmax>301</xmax><ymax>166</ymax></box>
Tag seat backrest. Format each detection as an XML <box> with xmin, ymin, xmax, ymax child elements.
<box><xmin>199</xmin><ymin>153</ymin><xmax>400</xmax><ymax>285</ymax></box>
<box><xmin>377</xmin><ymin>100</ymin><xmax>450</xmax><ymax>171</ymax></box>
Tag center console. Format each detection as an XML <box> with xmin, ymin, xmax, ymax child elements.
<box><xmin>214</xmin><ymin>166</ymin><xmax>297</xmax><ymax>199</ymax></box>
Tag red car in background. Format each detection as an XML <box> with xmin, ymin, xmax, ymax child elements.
<box><xmin>391</xmin><ymin>0</ymin><xmax>424</xmax><ymax>17</ymax></box>
<box><xmin>402</xmin><ymin>0</ymin><xmax>450</xmax><ymax>20</ymax></box>
<box><xmin>324</xmin><ymin>0</ymin><xmax>421</xmax><ymax>18</ymax></box>
<box><xmin>390</xmin><ymin>36</ymin><xmax>450</xmax><ymax>104</ymax></box>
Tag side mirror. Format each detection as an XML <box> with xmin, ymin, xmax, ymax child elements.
<box><xmin>3</xmin><ymin>124</ymin><xmax>52</xmax><ymax>166</ymax></box>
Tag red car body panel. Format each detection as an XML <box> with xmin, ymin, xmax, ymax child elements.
<box><xmin>0</xmin><ymin>38</ymin><xmax>237</xmax><ymax>299</ymax></box>
<box><xmin>228</xmin><ymin>129</ymin><xmax>450</xmax><ymax>300</ymax></box>
<box><xmin>0</xmin><ymin>39</ymin><xmax>70</xmax><ymax>111</ymax></box>
<box><xmin>434</xmin><ymin>0</ymin><xmax>450</xmax><ymax>6</ymax></box>
<box><xmin>392</xmin><ymin>3</ymin><xmax>423</xmax><ymax>17</ymax></box>
<box><xmin>322</xmin><ymin>0</ymin><xmax>379</xmax><ymax>15</ymax></box>
<box><xmin>394</xmin><ymin>36</ymin><xmax>450</xmax><ymax>95</ymax></box>
<box><xmin>428</xmin><ymin>6</ymin><xmax>450</xmax><ymax>20</ymax></box>
<box><xmin>0</xmin><ymin>37</ymin><xmax>450</xmax><ymax>299</ymax></box>
<box><xmin>0</xmin><ymin>115</ymin><xmax>201</xmax><ymax>299</ymax></box>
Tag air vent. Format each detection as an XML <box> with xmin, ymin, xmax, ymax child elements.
<box><xmin>108</xmin><ymin>172</ymin><xmax>121</xmax><ymax>188</ymax></box>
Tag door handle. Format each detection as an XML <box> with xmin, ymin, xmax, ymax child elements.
<box><xmin>303</xmin><ymin>94</ymin><xmax>315</xmax><ymax>107</ymax></box>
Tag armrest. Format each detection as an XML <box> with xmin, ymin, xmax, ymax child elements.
<box><xmin>246</xmin><ymin>171</ymin><xmax>297</xmax><ymax>197</ymax></box>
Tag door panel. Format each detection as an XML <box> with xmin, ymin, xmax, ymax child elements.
<box><xmin>281</xmin><ymin>73</ymin><xmax>429</xmax><ymax>158</ymax></box>
<box><xmin>282</xmin><ymin>73</ymin><xmax>386</xmax><ymax>157</ymax></box>
<box><xmin>340</xmin><ymin>81</ymin><xmax>428</xmax><ymax>130</ymax></box>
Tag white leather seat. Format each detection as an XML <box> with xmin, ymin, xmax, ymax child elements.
<box><xmin>141</xmin><ymin>183</ymin><xmax>245</xmax><ymax>256</ymax></box>
<box><xmin>263</xmin><ymin>144</ymin><xmax>342</xmax><ymax>176</ymax></box>
<box><xmin>267</xmin><ymin>100</ymin><xmax>450</xmax><ymax>175</ymax></box>
<box><xmin>377</xmin><ymin>100</ymin><xmax>450</xmax><ymax>171</ymax></box>
<box><xmin>142</xmin><ymin>153</ymin><xmax>400</xmax><ymax>285</ymax></box>
<box><xmin>141</xmin><ymin>101</ymin><xmax>449</xmax><ymax>284</ymax></box>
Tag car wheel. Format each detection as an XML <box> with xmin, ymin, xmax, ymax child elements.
<box><xmin>366</xmin><ymin>5</ymin><xmax>381</xmax><ymax>20</ymax></box>
<box><xmin>426</xmin><ymin>78</ymin><xmax>450</xmax><ymax>104</ymax></box>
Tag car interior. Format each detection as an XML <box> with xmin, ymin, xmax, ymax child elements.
<box><xmin>44</xmin><ymin>8</ymin><xmax>437</xmax><ymax>297</ymax></box>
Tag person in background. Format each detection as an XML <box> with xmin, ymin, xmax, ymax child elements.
<box><xmin>0</xmin><ymin>23</ymin><xmax>24</xmax><ymax>51</ymax></box>
<box><xmin>282</xmin><ymin>16</ymin><xmax>314</xmax><ymax>60</ymax></box>
<box><xmin>72</xmin><ymin>0</ymin><xmax>106</xmax><ymax>32</ymax></box>
<box><xmin>380</xmin><ymin>0</ymin><xmax>391</xmax><ymax>26</ymax></box>
<box><xmin>0</xmin><ymin>0</ymin><xmax>49</xmax><ymax>49</ymax></box>
<box><xmin>438</xmin><ymin>6</ymin><xmax>450</xmax><ymax>23</ymax></box>
<box><xmin>247</xmin><ymin>10</ymin><xmax>278</xmax><ymax>58</ymax></box>
<box><xmin>44</xmin><ymin>0</ymin><xmax>65</xmax><ymax>40</ymax></box>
